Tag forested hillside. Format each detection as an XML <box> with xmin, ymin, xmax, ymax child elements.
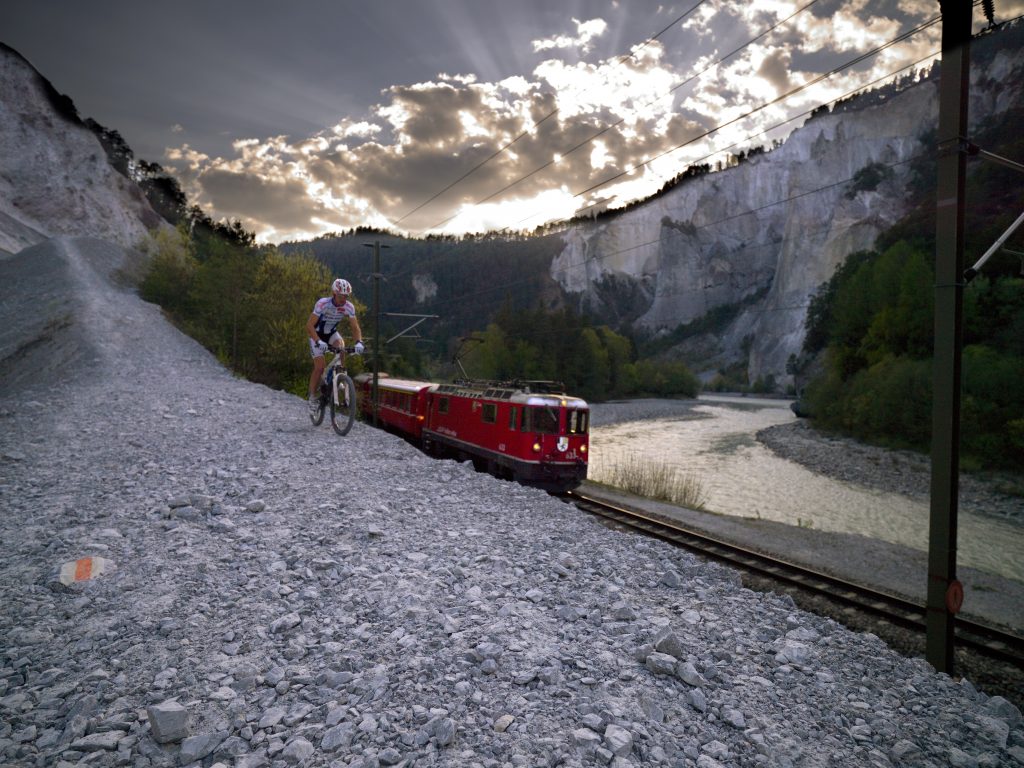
<box><xmin>280</xmin><ymin>230</ymin><xmax>566</xmax><ymax>354</ymax></box>
<box><xmin>797</xmin><ymin>98</ymin><xmax>1024</xmax><ymax>471</ymax></box>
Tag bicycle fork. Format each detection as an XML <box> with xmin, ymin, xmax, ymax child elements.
<box><xmin>330</xmin><ymin>369</ymin><xmax>347</xmax><ymax>408</ymax></box>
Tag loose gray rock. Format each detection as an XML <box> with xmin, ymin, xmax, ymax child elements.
<box><xmin>282</xmin><ymin>737</ymin><xmax>315</xmax><ymax>765</ymax></box>
<box><xmin>677</xmin><ymin>660</ymin><xmax>709</xmax><ymax>687</ymax></box>
<box><xmin>645</xmin><ymin>652</ymin><xmax>678</xmax><ymax>676</ymax></box>
<box><xmin>70</xmin><ymin>730</ymin><xmax>125</xmax><ymax>751</ymax></box>
<box><xmin>179</xmin><ymin>731</ymin><xmax>227</xmax><ymax>764</ymax></box>
<box><xmin>604</xmin><ymin>724</ymin><xmax>633</xmax><ymax>757</ymax></box>
<box><xmin>654</xmin><ymin>628</ymin><xmax>686</xmax><ymax>658</ymax></box>
<box><xmin>147</xmin><ymin>699</ymin><xmax>189</xmax><ymax>743</ymax></box>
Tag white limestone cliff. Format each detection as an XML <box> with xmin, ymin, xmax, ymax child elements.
<box><xmin>0</xmin><ymin>44</ymin><xmax>165</xmax><ymax>257</ymax></box>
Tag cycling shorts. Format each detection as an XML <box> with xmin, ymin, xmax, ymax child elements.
<box><xmin>310</xmin><ymin>331</ymin><xmax>343</xmax><ymax>359</ymax></box>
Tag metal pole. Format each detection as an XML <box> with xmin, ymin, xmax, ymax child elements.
<box><xmin>372</xmin><ymin>241</ymin><xmax>381</xmax><ymax>427</ymax></box>
<box><xmin>362</xmin><ymin>239</ymin><xmax>391</xmax><ymax>426</ymax></box>
<box><xmin>964</xmin><ymin>209</ymin><xmax>1024</xmax><ymax>282</ymax></box>
<box><xmin>927</xmin><ymin>0</ymin><xmax>971</xmax><ymax>675</ymax></box>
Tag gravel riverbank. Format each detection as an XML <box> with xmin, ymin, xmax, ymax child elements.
<box><xmin>757</xmin><ymin>421</ymin><xmax>1023</xmax><ymax>526</ymax></box>
<box><xmin>2</xmin><ymin>239</ymin><xmax>1023</xmax><ymax>768</ymax></box>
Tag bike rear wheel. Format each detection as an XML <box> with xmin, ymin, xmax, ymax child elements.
<box><xmin>330</xmin><ymin>372</ymin><xmax>357</xmax><ymax>436</ymax></box>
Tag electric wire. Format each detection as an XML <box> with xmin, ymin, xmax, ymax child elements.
<box><xmin>373</xmin><ymin>44</ymin><xmax>941</xmax><ymax>297</ymax></box>
<box><xmin>563</xmin><ymin>12</ymin><xmax>944</xmax><ymax>207</ymax></box>
<box><xmin>353</xmin><ymin>66</ymin><xmax>939</xmax><ymax>325</ymax></box>
<box><xmin>404</xmin><ymin>147</ymin><xmax>919</xmax><ymax>322</ymax></box>
<box><xmin>414</xmin><ymin>191</ymin><xmax>905</xmax><ymax>324</ymax></box>
<box><xmin>561</xmin><ymin>0</ymin><xmax>1006</xmax><ymax>212</ymax></box>
<box><xmin>392</xmin><ymin>1</ymin><xmax>709</xmax><ymax>227</ymax></box>
<box><xmin>351</xmin><ymin>8</ymin><xmax>1013</xmax><ymax>341</ymax></box>
<box><xmin>379</xmin><ymin>5</ymin><xmax>948</xmax><ymax>279</ymax></box>
<box><xmin>571</xmin><ymin>47</ymin><xmax>941</xmax><ymax>218</ymax></box>
<box><xmin>422</xmin><ymin>0</ymin><xmax>826</xmax><ymax>232</ymax></box>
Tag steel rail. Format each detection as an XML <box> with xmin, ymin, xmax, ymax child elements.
<box><xmin>565</xmin><ymin>490</ymin><xmax>1024</xmax><ymax>666</ymax></box>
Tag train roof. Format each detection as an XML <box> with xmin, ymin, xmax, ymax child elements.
<box><xmin>435</xmin><ymin>381</ymin><xmax>587</xmax><ymax>408</ymax></box>
<box><xmin>359</xmin><ymin>373</ymin><xmax>588</xmax><ymax>406</ymax></box>
<box><xmin>353</xmin><ymin>373</ymin><xmax>433</xmax><ymax>394</ymax></box>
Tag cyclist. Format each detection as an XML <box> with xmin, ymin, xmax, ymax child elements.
<box><xmin>307</xmin><ymin>278</ymin><xmax>364</xmax><ymax>412</ymax></box>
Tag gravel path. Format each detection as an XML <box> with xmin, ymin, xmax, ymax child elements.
<box><xmin>2</xmin><ymin>238</ymin><xmax>1023</xmax><ymax>768</ymax></box>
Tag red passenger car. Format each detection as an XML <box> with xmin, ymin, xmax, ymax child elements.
<box><xmin>354</xmin><ymin>374</ymin><xmax>432</xmax><ymax>441</ymax></box>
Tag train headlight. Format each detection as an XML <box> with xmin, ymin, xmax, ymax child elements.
<box><xmin>532</xmin><ymin>442</ymin><xmax>542</xmax><ymax>453</ymax></box>
<box><xmin>580</xmin><ymin>444</ymin><xmax>587</xmax><ymax>453</ymax></box>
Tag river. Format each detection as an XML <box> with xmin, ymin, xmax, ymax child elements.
<box><xmin>588</xmin><ymin>395</ymin><xmax>1024</xmax><ymax>583</ymax></box>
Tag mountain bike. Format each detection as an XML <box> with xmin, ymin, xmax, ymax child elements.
<box><xmin>310</xmin><ymin>346</ymin><xmax>359</xmax><ymax>436</ymax></box>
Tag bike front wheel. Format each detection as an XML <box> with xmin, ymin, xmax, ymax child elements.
<box><xmin>330</xmin><ymin>372</ymin><xmax>357</xmax><ymax>436</ymax></box>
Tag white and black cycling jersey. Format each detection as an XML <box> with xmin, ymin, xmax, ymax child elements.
<box><xmin>312</xmin><ymin>296</ymin><xmax>356</xmax><ymax>341</ymax></box>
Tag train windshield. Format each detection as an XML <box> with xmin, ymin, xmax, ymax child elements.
<box><xmin>526</xmin><ymin>406</ymin><xmax>560</xmax><ymax>434</ymax></box>
<box><xmin>567</xmin><ymin>408</ymin><xmax>588</xmax><ymax>435</ymax></box>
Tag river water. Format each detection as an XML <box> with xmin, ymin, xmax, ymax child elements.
<box><xmin>588</xmin><ymin>395</ymin><xmax>1024</xmax><ymax>583</ymax></box>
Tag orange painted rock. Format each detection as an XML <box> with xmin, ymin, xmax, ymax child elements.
<box><xmin>58</xmin><ymin>556</ymin><xmax>116</xmax><ymax>585</ymax></box>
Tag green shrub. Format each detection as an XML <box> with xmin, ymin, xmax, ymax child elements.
<box><xmin>140</xmin><ymin>225</ymin><xmax>197</xmax><ymax>313</ymax></box>
<box><xmin>801</xmin><ymin>235</ymin><xmax>1024</xmax><ymax>471</ymax></box>
<box><xmin>962</xmin><ymin>345</ymin><xmax>1024</xmax><ymax>468</ymax></box>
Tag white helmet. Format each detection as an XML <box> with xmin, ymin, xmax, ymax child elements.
<box><xmin>332</xmin><ymin>278</ymin><xmax>352</xmax><ymax>296</ymax></box>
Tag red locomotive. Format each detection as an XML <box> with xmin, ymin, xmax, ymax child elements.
<box><xmin>354</xmin><ymin>373</ymin><xmax>589</xmax><ymax>491</ymax></box>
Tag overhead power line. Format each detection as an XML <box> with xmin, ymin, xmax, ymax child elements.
<box><xmin>564</xmin><ymin>12</ymin><xmax>944</xmax><ymax>206</ymax></box>
<box><xmin>422</xmin><ymin>0</ymin><xmax>824</xmax><ymax>233</ymax></box>
<box><xmin>418</xmin><ymin>151</ymin><xmax>924</xmax><ymax>320</ymax></box>
<box><xmin>393</xmin><ymin>1</ymin><xmax>709</xmax><ymax>227</ymax></box>
<box><xmin>370</xmin><ymin>6</ymin><xmax>1011</xmax><ymax>329</ymax></box>
<box><xmin>366</xmin><ymin>29</ymin><xmax>950</xmax><ymax>309</ymax></box>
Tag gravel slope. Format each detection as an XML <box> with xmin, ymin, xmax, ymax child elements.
<box><xmin>1</xmin><ymin>238</ymin><xmax>1022</xmax><ymax>768</ymax></box>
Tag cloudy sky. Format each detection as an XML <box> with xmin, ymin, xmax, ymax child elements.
<box><xmin>2</xmin><ymin>0</ymin><xmax>1017</xmax><ymax>243</ymax></box>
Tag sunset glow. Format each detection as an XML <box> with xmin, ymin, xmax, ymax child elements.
<box><xmin>6</xmin><ymin>0</ymin><xmax>1015</xmax><ymax>244</ymax></box>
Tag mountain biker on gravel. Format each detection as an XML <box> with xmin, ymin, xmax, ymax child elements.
<box><xmin>307</xmin><ymin>278</ymin><xmax>364</xmax><ymax>412</ymax></box>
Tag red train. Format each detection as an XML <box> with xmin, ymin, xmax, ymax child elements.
<box><xmin>354</xmin><ymin>373</ymin><xmax>589</xmax><ymax>491</ymax></box>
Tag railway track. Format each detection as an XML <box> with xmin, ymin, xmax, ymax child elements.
<box><xmin>565</xmin><ymin>489</ymin><xmax>1024</xmax><ymax>667</ymax></box>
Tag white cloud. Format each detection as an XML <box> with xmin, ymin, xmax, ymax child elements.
<box><xmin>161</xmin><ymin>2</ymin><xmax>963</xmax><ymax>243</ymax></box>
<box><xmin>532</xmin><ymin>17</ymin><xmax>608</xmax><ymax>53</ymax></box>
<box><xmin>331</xmin><ymin>120</ymin><xmax>381</xmax><ymax>139</ymax></box>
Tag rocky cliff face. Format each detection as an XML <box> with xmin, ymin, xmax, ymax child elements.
<box><xmin>551</xmin><ymin>34</ymin><xmax>1024</xmax><ymax>388</ymax></box>
<box><xmin>0</xmin><ymin>44</ymin><xmax>165</xmax><ymax>257</ymax></box>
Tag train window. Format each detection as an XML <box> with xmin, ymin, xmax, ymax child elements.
<box><xmin>509</xmin><ymin>406</ymin><xmax>517</xmax><ymax>430</ymax></box>
<box><xmin>438</xmin><ymin>397</ymin><xmax>449</xmax><ymax>414</ymax></box>
<box><xmin>482</xmin><ymin>403</ymin><xmax>497</xmax><ymax>424</ymax></box>
<box><xmin>530</xmin><ymin>406</ymin><xmax>560</xmax><ymax>434</ymax></box>
<box><xmin>568</xmin><ymin>409</ymin><xmax>589</xmax><ymax>434</ymax></box>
